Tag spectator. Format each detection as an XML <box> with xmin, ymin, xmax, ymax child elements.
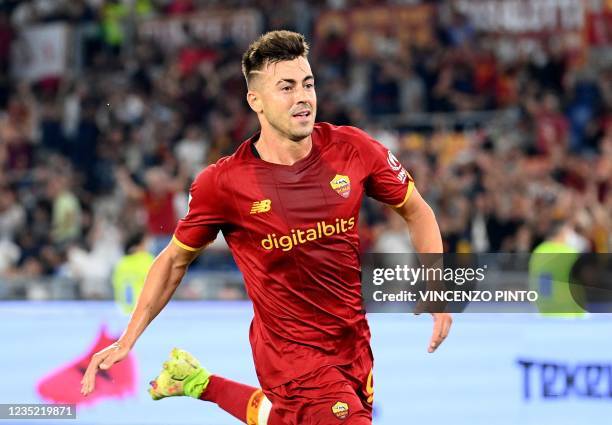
<box><xmin>112</xmin><ymin>230</ymin><xmax>154</xmax><ymax>314</ymax></box>
<box><xmin>0</xmin><ymin>186</ymin><xmax>25</xmax><ymax>240</ymax></box>
<box><xmin>174</xmin><ymin>125</ymin><xmax>208</xmax><ymax>177</ymax></box>
<box><xmin>48</xmin><ymin>172</ymin><xmax>82</xmax><ymax>245</ymax></box>
<box><xmin>116</xmin><ymin>166</ymin><xmax>186</xmax><ymax>254</ymax></box>
<box><xmin>0</xmin><ymin>95</ymin><xmax>36</xmax><ymax>175</ymax></box>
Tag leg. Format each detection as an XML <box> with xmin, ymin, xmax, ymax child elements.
<box><xmin>200</xmin><ymin>376</ymin><xmax>279</xmax><ymax>424</ymax></box>
<box><xmin>149</xmin><ymin>348</ymin><xmax>285</xmax><ymax>424</ymax></box>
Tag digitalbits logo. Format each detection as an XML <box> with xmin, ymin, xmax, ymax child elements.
<box><xmin>260</xmin><ymin>217</ymin><xmax>355</xmax><ymax>252</ymax></box>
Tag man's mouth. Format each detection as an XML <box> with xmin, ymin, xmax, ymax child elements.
<box><xmin>292</xmin><ymin>110</ymin><xmax>311</xmax><ymax>118</ymax></box>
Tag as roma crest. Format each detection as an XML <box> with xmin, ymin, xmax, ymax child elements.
<box><xmin>331</xmin><ymin>401</ymin><xmax>349</xmax><ymax>419</ymax></box>
<box><xmin>330</xmin><ymin>174</ymin><xmax>351</xmax><ymax>199</ymax></box>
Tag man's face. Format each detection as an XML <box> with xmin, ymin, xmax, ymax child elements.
<box><xmin>248</xmin><ymin>57</ymin><xmax>317</xmax><ymax>142</ymax></box>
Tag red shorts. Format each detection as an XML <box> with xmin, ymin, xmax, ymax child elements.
<box><xmin>264</xmin><ymin>348</ymin><xmax>374</xmax><ymax>425</ymax></box>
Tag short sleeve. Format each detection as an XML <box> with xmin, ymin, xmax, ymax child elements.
<box><xmin>362</xmin><ymin>134</ymin><xmax>415</xmax><ymax>208</ymax></box>
<box><xmin>173</xmin><ymin>164</ymin><xmax>226</xmax><ymax>251</ymax></box>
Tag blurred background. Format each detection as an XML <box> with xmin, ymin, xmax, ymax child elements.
<box><xmin>0</xmin><ymin>0</ymin><xmax>611</xmax><ymax>424</ymax></box>
<box><xmin>0</xmin><ymin>0</ymin><xmax>611</xmax><ymax>299</ymax></box>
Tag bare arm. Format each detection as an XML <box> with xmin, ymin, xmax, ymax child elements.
<box><xmin>392</xmin><ymin>188</ymin><xmax>452</xmax><ymax>353</ymax></box>
<box><xmin>81</xmin><ymin>241</ymin><xmax>200</xmax><ymax>395</ymax></box>
<box><xmin>393</xmin><ymin>188</ymin><xmax>442</xmax><ymax>253</ymax></box>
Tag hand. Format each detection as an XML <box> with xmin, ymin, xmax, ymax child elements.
<box><xmin>80</xmin><ymin>341</ymin><xmax>130</xmax><ymax>396</ymax></box>
<box><xmin>428</xmin><ymin>313</ymin><xmax>452</xmax><ymax>353</ymax></box>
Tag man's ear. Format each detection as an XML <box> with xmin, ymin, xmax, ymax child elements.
<box><xmin>247</xmin><ymin>90</ymin><xmax>263</xmax><ymax>113</ymax></box>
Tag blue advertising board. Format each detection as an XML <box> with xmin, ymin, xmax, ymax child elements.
<box><xmin>0</xmin><ymin>302</ymin><xmax>610</xmax><ymax>424</ymax></box>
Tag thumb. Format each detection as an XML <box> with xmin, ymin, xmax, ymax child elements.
<box><xmin>99</xmin><ymin>341</ymin><xmax>125</xmax><ymax>370</ymax></box>
<box><xmin>99</xmin><ymin>353</ymin><xmax>116</xmax><ymax>370</ymax></box>
<box><xmin>99</xmin><ymin>360</ymin><xmax>112</xmax><ymax>370</ymax></box>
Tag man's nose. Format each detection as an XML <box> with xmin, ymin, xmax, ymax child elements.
<box><xmin>294</xmin><ymin>86</ymin><xmax>313</xmax><ymax>103</ymax></box>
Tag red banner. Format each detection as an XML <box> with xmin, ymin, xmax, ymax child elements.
<box><xmin>315</xmin><ymin>5</ymin><xmax>435</xmax><ymax>58</ymax></box>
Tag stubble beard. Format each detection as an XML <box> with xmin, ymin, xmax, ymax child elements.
<box><xmin>269</xmin><ymin>114</ymin><xmax>314</xmax><ymax>143</ymax></box>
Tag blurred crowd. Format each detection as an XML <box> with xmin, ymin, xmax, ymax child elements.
<box><xmin>0</xmin><ymin>0</ymin><xmax>610</xmax><ymax>299</ymax></box>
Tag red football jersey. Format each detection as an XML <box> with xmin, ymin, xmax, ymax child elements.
<box><xmin>174</xmin><ymin>122</ymin><xmax>414</xmax><ymax>388</ymax></box>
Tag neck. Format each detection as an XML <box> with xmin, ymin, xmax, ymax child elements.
<box><xmin>255</xmin><ymin>125</ymin><xmax>312</xmax><ymax>166</ymax></box>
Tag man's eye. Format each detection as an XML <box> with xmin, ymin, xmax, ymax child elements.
<box><xmin>281</xmin><ymin>86</ymin><xmax>292</xmax><ymax>92</ymax></box>
<box><xmin>305</xmin><ymin>83</ymin><xmax>314</xmax><ymax>89</ymax></box>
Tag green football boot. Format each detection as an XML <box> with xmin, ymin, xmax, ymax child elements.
<box><xmin>148</xmin><ymin>348</ymin><xmax>211</xmax><ymax>400</ymax></box>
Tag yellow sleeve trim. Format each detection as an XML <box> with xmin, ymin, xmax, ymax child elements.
<box><xmin>172</xmin><ymin>235</ymin><xmax>204</xmax><ymax>252</ymax></box>
<box><xmin>393</xmin><ymin>180</ymin><xmax>415</xmax><ymax>208</ymax></box>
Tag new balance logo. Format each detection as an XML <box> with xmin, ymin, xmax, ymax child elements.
<box><xmin>250</xmin><ymin>199</ymin><xmax>271</xmax><ymax>214</ymax></box>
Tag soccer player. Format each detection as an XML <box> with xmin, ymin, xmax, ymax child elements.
<box><xmin>81</xmin><ymin>30</ymin><xmax>452</xmax><ymax>424</ymax></box>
